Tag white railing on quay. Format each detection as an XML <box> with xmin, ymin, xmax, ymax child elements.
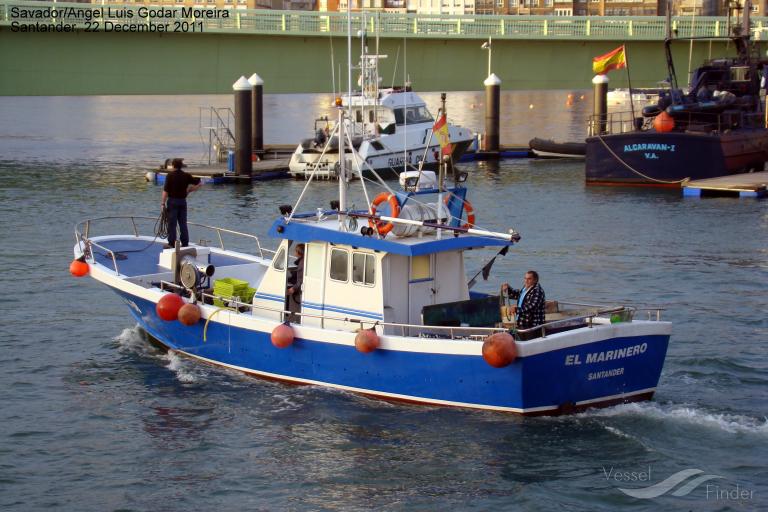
<box><xmin>3</xmin><ymin>0</ymin><xmax>767</xmax><ymax>41</ymax></box>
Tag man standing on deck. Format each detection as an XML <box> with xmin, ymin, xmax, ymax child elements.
<box><xmin>287</xmin><ymin>244</ymin><xmax>305</xmax><ymax>323</ymax></box>
<box><xmin>161</xmin><ymin>159</ymin><xmax>201</xmax><ymax>248</ymax></box>
<box><xmin>502</xmin><ymin>270</ymin><xmax>546</xmax><ymax>331</ymax></box>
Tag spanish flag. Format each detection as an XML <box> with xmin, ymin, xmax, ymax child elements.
<box><xmin>593</xmin><ymin>45</ymin><xmax>627</xmax><ymax>75</ymax></box>
<box><xmin>433</xmin><ymin>114</ymin><xmax>453</xmax><ymax>157</ymax></box>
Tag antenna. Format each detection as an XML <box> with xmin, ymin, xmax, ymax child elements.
<box><xmin>330</xmin><ymin>34</ymin><xmax>336</xmax><ymax>97</ymax></box>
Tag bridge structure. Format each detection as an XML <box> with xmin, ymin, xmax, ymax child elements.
<box><xmin>2</xmin><ymin>0</ymin><xmax>767</xmax><ymax>95</ymax></box>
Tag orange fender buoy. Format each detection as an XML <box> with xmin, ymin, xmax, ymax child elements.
<box><xmin>157</xmin><ymin>293</ymin><xmax>185</xmax><ymax>322</ymax></box>
<box><xmin>178</xmin><ymin>303</ymin><xmax>201</xmax><ymax>326</ymax></box>
<box><xmin>368</xmin><ymin>192</ymin><xmax>400</xmax><ymax>236</ymax></box>
<box><xmin>653</xmin><ymin>111</ymin><xmax>675</xmax><ymax>133</ymax></box>
<box><xmin>271</xmin><ymin>322</ymin><xmax>294</xmax><ymax>348</ymax></box>
<box><xmin>482</xmin><ymin>332</ymin><xmax>517</xmax><ymax>368</ymax></box>
<box><xmin>70</xmin><ymin>259</ymin><xmax>89</xmax><ymax>277</ymax></box>
<box><xmin>444</xmin><ymin>196</ymin><xmax>475</xmax><ymax>229</ymax></box>
<box><xmin>355</xmin><ymin>328</ymin><xmax>380</xmax><ymax>353</ymax></box>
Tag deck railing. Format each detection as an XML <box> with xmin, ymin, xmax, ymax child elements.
<box><xmin>74</xmin><ymin>215</ymin><xmax>273</xmax><ymax>274</ymax></box>
<box><xmin>589</xmin><ymin>108</ymin><xmax>767</xmax><ymax>136</ymax></box>
<box><xmin>75</xmin><ymin>215</ymin><xmax>664</xmax><ymax>342</ymax></box>
<box><xmin>3</xmin><ymin>0</ymin><xmax>768</xmax><ymax>40</ymax></box>
<box><xmin>158</xmin><ymin>281</ymin><xmax>662</xmax><ymax>342</ymax></box>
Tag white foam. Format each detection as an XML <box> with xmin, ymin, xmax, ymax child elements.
<box><xmin>114</xmin><ymin>325</ymin><xmax>148</xmax><ymax>353</ymax></box>
<box><xmin>588</xmin><ymin>402</ymin><xmax>768</xmax><ymax>435</ymax></box>
<box><xmin>163</xmin><ymin>350</ymin><xmax>198</xmax><ymax>384</ymax></box>
<box><xmin>604</xmin><ymin>425</ymin><xmax>635</xmax><ymax>440</ymax></box>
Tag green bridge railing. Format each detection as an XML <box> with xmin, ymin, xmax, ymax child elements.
<box><xmin>3</xmin><ymin>0</ymin><xmax>768</xmax><ymax>40</ymax></box>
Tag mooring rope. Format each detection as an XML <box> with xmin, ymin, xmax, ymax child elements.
<box><xmin>91</xmin><ymin>208</ymin><xmax>170</xmax><ymax>260</ymax></box>
<box><xmin>596</xmin><ymin>133</ymin><xmax>690</xmax><ymax>185</ymax></box>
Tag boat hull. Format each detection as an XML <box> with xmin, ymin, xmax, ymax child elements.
<box><xmin>288</xmin><ymin>139</ymin><xmax>473</xmax><ymax>180</ymax></box>
<box><xmin>585</xmin><ymin>130</ymin><xmax>768</xmax><ymax>186</ymax></box>
<box><xmin>112</xmin><ymin>286</ymin><xmax>670</xmax><ymax>416</ymax></box>
<box><xmin>530</xmin><ymin>138</ymin><xmax>586</xmax><ymax>159</ymax></box>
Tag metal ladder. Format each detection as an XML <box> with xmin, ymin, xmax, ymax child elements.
<box><xmin>199</xmin><ymin>107</ymin><xmax>235</xmax><ymax>165</ymax></box>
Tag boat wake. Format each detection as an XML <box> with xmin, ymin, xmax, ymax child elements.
<box><xmin>114</xmin><ymin>325</ymin><xmax>153</xmax><ymax>355</ymax></box>
<box><xmin>586</xmin><ymin>402</ymin><xmax>768</xmax><ymax>435</ymax></box>
<box><xmin>163</xmin><ymin>350</ymin><xmax>200</xmax><ymax>384</ymax></box>
<box><xmin>114</xmin><ymin>326</ymin><xmax>201</xmax><ymax>384</ymax></box>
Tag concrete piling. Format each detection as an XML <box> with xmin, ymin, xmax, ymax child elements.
<box><xmin>233</xmin><ymin>76</ymin><xmax>252</xmax><ymax>176</ymax></box>
<box><xmin>592</xmin><ymin>74</ymin><xmax>609</xmax><ymax>136</ymax></box>
<box><xmin>483</xmin><ymin>73</ymin><xmax>501</xmax><ymax>152</ymax></box>
<box><xmin>248</xmin><ymin>73</ymin><xmax>264</xmax><ymax>154</ymax></box>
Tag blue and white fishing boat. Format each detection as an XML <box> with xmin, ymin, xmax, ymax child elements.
<box><xmin>72</xmin><ymin>101</ymin><xmax>671</xmax><ymax>416</ymax></box>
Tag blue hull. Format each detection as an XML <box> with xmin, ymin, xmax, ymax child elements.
<box><xmin>116</xmin><ymin>290</ymin><xmax>670</xmax><ymax>415</ymax></box>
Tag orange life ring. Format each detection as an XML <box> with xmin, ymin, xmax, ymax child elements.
<box><xmin>369</xmin><ymin>192</ymin><xmax>400</xmax><ymax>235</ymax></box>
<box><xmin>445</xmin><ymin>196</ymin><xmax>475</xmax><ymax>229</ymax></box>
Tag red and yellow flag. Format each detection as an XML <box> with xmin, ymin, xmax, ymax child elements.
<box><xmin>433</xmin><ymin>114</ymin><xmax>453</xmax><ymax>157</ymax></box>
<box><xmin>592</xmin><ymin>45</ymin><xmax>627</xmax><ymax>75</ymax></box>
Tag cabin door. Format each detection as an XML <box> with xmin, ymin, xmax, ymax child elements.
<box><xmin>408</xmin><ymin>254</ymin><xmax>434</xmax><ymax>325</ymax></box>
<box><xmin>300</xmin><ymin>242</ymin><xmax>327</xmax><ymax>328</ymax></box>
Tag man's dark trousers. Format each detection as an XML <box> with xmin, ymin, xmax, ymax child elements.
<box><xmin>166</xmin><ymin>197</ymin><xmax>189</xmax><ymax>247</ymax></box>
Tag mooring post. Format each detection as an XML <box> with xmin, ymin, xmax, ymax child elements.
<box><xmin>233</xmin><ymin>76</ymin><xmax>252</xmax><ymax>176</ymax></box>
<box><xmin>484</xmin><ymin>73</ymin><xmax>501</xmax><ymax>152</ymax></box>
<box><xmin>248</xmin><ymin>73</ymin><xmax>264</xmax><ymax>155</ymax></box>
<box><xmin>592</xmin><ymin>74</ymin><xmax>609</xmax><ymax>136</ymax></box>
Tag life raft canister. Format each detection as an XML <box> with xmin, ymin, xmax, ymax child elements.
<box><xmin>369</xmin><ymin>192</ymin><xmax>401</xmax><ymax>236</ymax></box>
<box><xmin>444</xmin><ymin>196</ymin><xmax>475</xmax><ymax>229</ymax></box>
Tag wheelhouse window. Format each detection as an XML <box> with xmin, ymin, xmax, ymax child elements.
<box><xmin>410</xmin><ymin>255</ymin><xmax>430</xmax><ymax>280</ymax></box>
<box><xmin>393</xmin><ymin>106</ymin><xmax>434</xmax><ymax>125</ymax></box>
<box><xmin>352</xmin><ymin>253</ymin><xmax>376</xmax><ymax>286</ymax></box>
<box><xmin>329</xmin><ymin>248</ymin><xmax>349</xmax><ymax>282</ymax></box>
<box><xmin>273</xmin><ymin>247</ymin><xmax>286</xmax><ymax>271</ymax></box>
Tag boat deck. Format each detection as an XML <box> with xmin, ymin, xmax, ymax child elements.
<box><xmin>91</xmin><ymin>239</ymin><xmax>256</xmax><ymax>277</ymax></box>
<box><xmin>683</xmin><ymin>171</ymin><xmax>768</xmax><ymax>198</ymax></box>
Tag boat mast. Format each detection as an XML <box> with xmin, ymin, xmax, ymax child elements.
<box><xmin>340</xmin><ymin>1</ymin><xmax>352</xmax><ymax>229</ymax></box>
<box><xmin>338</xmin><ymin>101</ymin><xmax>347</xmax><ymax>229</ymax></box>
<box><xmin>436</xmin><ymin>94</ymin><xmax>447</xmax><ymax>241</ymax></box>
<box><xmin>347</xmin><ymin>0</ymin><xmax>352</xmax><ymax>122</ymax></box>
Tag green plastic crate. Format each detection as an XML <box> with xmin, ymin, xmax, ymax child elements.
<box><xmin>214</xmin><ymin>277</ymin><xmax>248</xmax><ymax>297</ymax></box>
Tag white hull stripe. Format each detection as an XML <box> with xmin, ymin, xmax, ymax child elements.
<box><xmin>255</xmin><ymin>292</ymin><xmax>283</xmax><ymax>302</ymax></box>
<box><xmin>302</xmin><ymin>301</ymin><xmax>384</xmax><ymax>320</ymax></box>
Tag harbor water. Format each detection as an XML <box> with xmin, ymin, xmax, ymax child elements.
<box><xmin>0</xmin><ymin>92</ymin><xmax>766</xmax><ymax>511</ymax></box>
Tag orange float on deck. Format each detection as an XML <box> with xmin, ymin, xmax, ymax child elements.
<box><xmin>157</xmin><ymin>294</ymin><xmax>185</xmax><ymax>322</ymax></box>
<box><xmin>271</xmin><ymin>322</ymin><xmax>294</xmax><ymax>348</ymax></box>
<box><xmin>482</xmin><ymin>332</ymin><xmax>518</xmax><ymax>368</ymax></box>
<box><xmin>355</xmin><ymin>328</ymin><xmax>380</xmax><ymax>353</ymax></box>
<box><xmin>178</xmin><ymin>303</ymin><xmax>201</xmax><ymax>326</ymax></box>
<box><xmin>653</xmin><ymin>111</ymin><xmax>675</xmax><ymax>133</ymax></box>
<box><xmin>70</xmin><ymin>259</ymin><xmax>89</xmax><ymax>277</ymax></box>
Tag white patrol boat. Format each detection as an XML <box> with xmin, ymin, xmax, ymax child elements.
<box><xmin>71</xmin><ymin>103</ymin><xmax>671</xmax><ymax>415</ymax></box>
<box><xmin>288</xmin><ymin>36</ymin><xmax>473</xmax><ymax>180</ymax></box>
